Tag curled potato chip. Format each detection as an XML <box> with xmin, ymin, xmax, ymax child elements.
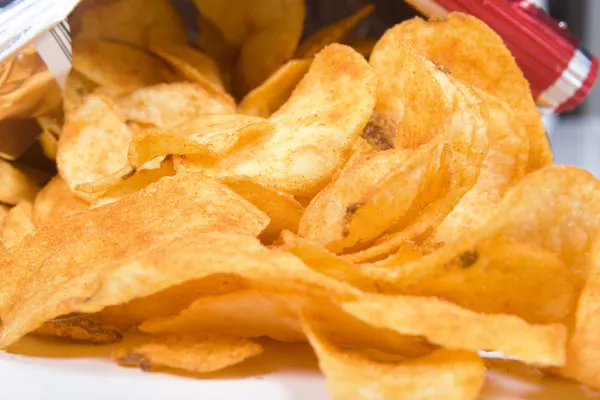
<box><xmin>563</xmin><ymin>240</ymin><xmax>600</xmax><ymax>389</ymax></box>
<box><xmin>72</xmin><ymin>40</ymin><xmax>172</xmax><ymax>95</ymax></box>
<box><xmin>112</xmin><ymin>334</ymin><xmax>262</xmax><ymax>373</ymax></box>
<box><xmin>0</xmin><ymin>173</ymin><xmax>270</xmax><ymax>347</ymax></box>
<box><xmin>1</xmin><ymin>202</ymin><xmax>34</xmax><ymax>249</ymax></box>
<box><xmin>209</xmin><ymin>44</ymin><xmax>377</xmax><ymax>196</ymax></box>
<box><xmin>100</xmin><ymin>274</ymin><xmax>244</xmax><ymax>330</ymax></box>
<box><xmin>193</xmin><ymin>0</ymin><xmax>305</xmax><ymax>94</ymax></box>
<box><xmin>141</xmin><ymin>290</ymin><xmax>305</xmax><ymax>342</ymax></box>
<box><xmin>37</xmin><ymin>117</ymin><xmax>60</xmax><ymax>160</ymax></box>
<box><xmin>222</xmin><ymin>177</ymin><xmax>303</xmax><ymax>243</ymax></box>
<box><xmin>431</xmin><ymin>91</ymin><xmax>529</xmax><ymax>243</ymax></box>
<box><xmin>127</xmin><ymin>114</ymin><xmax>273</xmax><ymax>170</ymax></box>
<box><xmin>114</xmin><ymin>82</ymin><xmax>236</xmax><ymax>130</ymax></box>
<box><xmin>35</xmin><ymin>314</ymin><xmax>122</xmax><ymax>344</ymax></box>
<box><xmin>395</xmin><ymin>13</ymin><xmax>551</xmax><ymax>172</ymax></box>
<box><xmin>0</xmin><ymin>159</ymin><xmax>40</xmax><ymax>205</ymax></box>
<box><xmin>33</xmin><ymin>176</ymin><xmax>89</xmax><ymax>227</ymax></box>
<box><xmin>238</xmin><ymin>59</ymin><xmax>311</xmax><ymax>118</ymax></box>
<box><xmin>149</xmin><ymin>44</ymin><xmax>224</xmax><ymax>91</ymax></box>
<box><xmin>91</xmin><ymin>158</ymin><xmax>175</xmax><ymax>208</ymax></box>
<box><xmin>72</xmin><ymin>0</ymin><xmax>188</xmax><ymax>47</ymax></box>
<box><xmin>300</xmin><ymin>80</ymin><xmax>487</xmax><ymax>252</ymax></box>
<box><xmin>57</xmin><ymin>94</ymin><xmax>134</xmax><ymax>201</ymax></box>
<box><xmin>295</xmin><ymin>4</ymin><xmax>374</xmax><ymax>58</ymax></box>
<box><xmin>302</xmin><ymin>314</ymin><xmax>485</xmax><ymax>400</ymax></box>
<box><xmin>342</xmin><ymin>295</ymin><xmax>567</xmax><ymax>367</ymax></box>
<box><xmin>368</xmin><ymin>26</ymin><xmax>455</xmax><ymax>148</ymax></box>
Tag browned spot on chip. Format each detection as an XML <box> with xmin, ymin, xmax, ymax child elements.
<box><xmin>35</xmin><ymin>314</ymin><xmax>122</xmax><ymax>345</ymax></box>
<box><xmin>361</xmin><ymin>116</ymin><xmax>395</xmax><ymax>150</ymax></box>
<box><xmin>458</xmin><ymin>251</ymin><xmax>478</xmax><ymax>268</ymax></box>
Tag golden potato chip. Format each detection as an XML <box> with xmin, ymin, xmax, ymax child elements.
<box><xmin>302</xmin><ymin>314</ymin><xmax>485</xmax><ymax>400</ymax></box>
<box><xmin>0</xmin><ymin>119</ymin><xmax>40</xmax><ymax>161</ymax></box>
<box><xmin>300</xmin><ymin>80</ymin><xmax>488</xmax><ymax>253</ymax></box>
<box><xmin>222</xmin><ymin>177</ymin><xmax>303</xmax><ymax>243</ymax></box>
<box><xmin>142</xmin><ymin>291</ymin><xmax>432</xmax><ymax>358</ymax></box>
<box><xmin>0</xmin><ymin>174</ymin><xmax>271</xmax><ymax>347</ymax></box>
<box><xmin>100</xmin><ymin>274</ymin><xmax>244</xmax><ymax>330</ymax></box>
<box><xmin>32</xmin><ymin>176</ymin><xmax>89</xmax><ymax>227</ymax></box>
<box><xmin>431</xmin><ymin>91</ymin><xmax>529</xmax><ymax>243</ymax></box>
<box><xmin>562</xmin><ymin>241</ymin><xmax>600</xmax><ymax>389</ymax></box>
<box><xmin>57</xmin><ymin>94</ymin><xmax>134</xmax><ymax>201</ymax></box>
<box><xmin>193</xmin><ymin>0</ymin><xmax>305</xmax><ymax>94</ymax></box>
<box><xmin>368</xmin><ymin>26</ymin><xmax>455</xmax><ymax>148</ymax></box>
<box><xmin>149</xmin><ymin>44</ymin><xmax>224</xmax><ymax>91</ymax></box>
<box><xmin>38</xmin><ymin>131</ymin><xmax>58</xmax><ymax>161</ymax></box>
<box><xmin>72</xmin><ymin>40</ymin><xmax>172</xmax><ymax>95</ymax></box>
<box><xmin>91</xmin><ymin>158</ymin><xmax>175</xmax><ymax>208</ymax></box>
<box><xmin>114</xmin><ymin>82</ymin><xmax>236</xmax><ymax>130</ymax></box>
<box><xmin>295</xmin><ymin>4</ymin><xmax>374</xmax><ymax>58</ymax></box>
<box><xmin>278</xmin><ymin>231</ymin><xmax>381</xmax><ymax>292</ymax></box>
<box><xmin>395</xmin><ymin>13</ymin><xmax>551</xmax><ymax>172</ymax></box>
<box><xmin>127</xmin><ymin>114</ymin><xmax>273</xmax><ymax>170</ymax></box>
<box><xmin>0</xmin><ymin>159</ymin><xmax>40</xmax><ymax>205</ymax></box>
<box><xmin>203</xmin><ymin>44</ymin><xmax>377</xmax><ymax>197</ymax></box>
<box><xmin>237</xmin><ymin>59</ymin><xmax>312</xmax><ymax>118</ymax></box>
<box><xmin>1</xmin><ymin>202</ymin><xmax>34</xmax><ymax>249</ymax></box>
<box><xmin>141</xmin><ymin>290</ymin><xmax>305</xmax><ymax>342</ymax></box>
<box><xmin>377</xmin><ymin>237</ymin><xmax>576</xmax><ymax>324</ymax></box>
<box><xmin>35</xmin><ymin>314</ymin><xmax>122</xmax><ymax>345</ymax></box>
<box><xmin>196</xmin><ymin>13</ymin><xmax>236</xmax><ymax>73</ymax></box>
<box><xmin>342</xmin><ymin>295</ymin><xmax>567</xmax><ymax>366</ymax></box>
<box><xmin>112</xmin><ymin>334</ymin><xmax>262</xmax><ymax>373</ymax></box>
<box><xmin>72</xmin><ymin>0</ymin><xmax>188</xmax><ymax>47</ymax></box>
<box><xmin>63</xmin><ymin>70</ymin><xmax>98</xmax><ymax>112</ymax></box>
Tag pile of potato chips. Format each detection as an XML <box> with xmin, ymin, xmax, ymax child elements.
<box><xmin>1</xmin><ymin>0</ymin><xmax>600</xmax><ymax>398</ymax></box>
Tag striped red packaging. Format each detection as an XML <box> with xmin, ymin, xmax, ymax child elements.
<box><xmin>404</xmin><ymin>0</ymin><xmax>599</xmax><ymax>112</ymax></box>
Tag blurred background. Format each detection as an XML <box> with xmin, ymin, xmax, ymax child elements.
<box><xmin>543</xmin><ymin>0</ymin><xmax>600</xmax><ymax>176</ymax></box>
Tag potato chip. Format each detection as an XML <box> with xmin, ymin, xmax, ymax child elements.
<box><xmin>380</xmin><ymin>237</ymin><xmax>576</xmax><ymax>324</ymax></box>
<box><xmin>141</xmin><ymin>290</ymin><xmax>305</xmax><ymax>342</ymax></box>
<box><xmin>222</xmin><ymin>177</ymin><xmax>303</xmax><ymax>243</ymax></box>
<box><xmin>302</xmin><ymin>314</ymin><xmax>485</xmax><ymax>400</ymax></box>
<box><xmin>1</xmin><ymin>202</ymin><xmax>34</xmax><ymax>249</ymax></box>
<box><xmin>0</xmin><ymin>174</ymin><xmax>270</xmax><ymax>347</ymax></box>
<box><xmin>205</xmin><ymin>44</ymin><xmax>377</xmax><ymax>197</ymax></box>
<box><xmin>295</xmin><ymin>5</ymin><xmax>374</xmax><ymax>58</ymax></box>
<box><xmin>192</xmin><ymin>0</ymin><xmax>305</xmax><ymax>94</ymax></box>
<box><xmin>63</xmin><ymin>70</ymin><xmax>98</xmax><ymax>112</ymax></box>
<box><xmin>368</xmin><ymin>27</ymin><xmax>455</xmax><ymax>148</ymax></box>
<box><xmin>112</xmin><ymin>334</ymin><xmax>263</xmax><ymax>373</ymax></box>
<box><xmin>57</xmin><ymin>94</ymin><xmax>134</xmax><ymax>201</ymax></box>
<box><xmin>149</xmin><ymin>44</ymin><xmax>224</xmax><ymax>91</ymax></box>
<box><xmin>395</xmin><ymin>13</ymin><xmax>551</xmax><ymax>172</ymax></box>
<box><xmin>431</xmin><ymin>91</ymin><xmax>529</xmax><ymax>243</ymax></box>
<box><xmin>300</xmin><ymin>80</ymin><xmax>488</xmax><ymax>253</ymax></box>
<box><xmin>127</xmin><ymin>114</ymin><xmax>273</xmax><ymax>170</ymax></box>
<box><xmin>0</xmin><ymin>159</ymin><xmax>40</xmax><ymax>205</ymax></box>
<box><xmin>196</xmin><ymin>13</ymin><xmax>236</xmax><ymax>73</ymax></box>
<box><xmin>115</xmin><ymin>82</ymin><xmax>236</xmax><ymax>130</ymax></box>
<box><xmin>72</xmin><ymin>40</ymin><xmax>172</xmax><ymax>95</ymax></box>
<box><xmin>237</xmin><ymin>59</ymin><xmax>312</xmax><ymax>118</ymax></box>
<box><xmin>35</xmin><ymin>314</ymin><xmax>122</xmax><ymax>345</ymax></box>
<box><xmin>91</xmin><ymin>158</ymin><xmax>175</xmax><ymax>208</ymax></box>
<box><xmin>72</xmin><ymin>0</ymin><xmax>188</xmax><ymax>47</ymax></box>
<box><xmin>0</xmin><ymin>119</ymin><xmax>40</xmax><ymax>161</ymax></box>
<box><xmin>38</xmin><ymin>131</ymin><xmax>58</xmax><ymax>161</ymax></box>
<box><xmin>32</xmin><ymin>176</ymin><xmax>89</xmax><ymax>227</ymax></box>
<box><xmin>100</xmin><ymin>274</ymin><xmax>244</xmax><ymax>330</ymax></box>
<box><xmin>562</xmin><ymin>240</ymin><xmax>600</xmax><ymax>389</ymax></box>
<box><xmin>278</xmin><ymin>231</ymin><xmax>381</xmax><ymax>292</ymax></box>
<box><xmin>342</xmin><ymin>295</ymin><xmax>567</xmax><ymax>366</ymax></box>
